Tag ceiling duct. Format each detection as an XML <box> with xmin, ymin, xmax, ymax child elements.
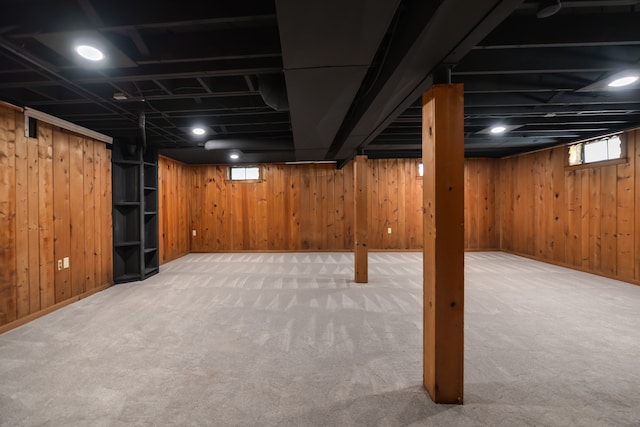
<box><xmin>258</xmin><ymin>75</ymin><xmax>289</xmax><ymax>111</ymax></box>
<box><xmin>204</xmin><ymin>138</ymin><xmax>292</xmax><ymax>151</ymax></box>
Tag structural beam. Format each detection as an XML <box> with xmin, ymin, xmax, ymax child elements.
<box><xmin>354</xmin><ymin>155</ymin><xmax>368</xmax><ymax>283</ymax></box>
<box><xmin>422</xmin><ymin>84</ymin><xmax>464</xmax><ymax>404</ymax></box>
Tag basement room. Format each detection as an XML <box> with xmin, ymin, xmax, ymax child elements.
<box><xmin>1</xmin><ymin>1</ymin><xmax>639</xmax><ymax>426</ymax></box>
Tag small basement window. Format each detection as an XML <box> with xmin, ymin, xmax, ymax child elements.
<box><xmin>567</xmin><ymin>135</ymin><xmax>624</xmax><ymax>166</ymax></box>
<box><xmin>228</xmin><ymin>166</ymin><xmax>260</xmax><ymax>181</ymax></box>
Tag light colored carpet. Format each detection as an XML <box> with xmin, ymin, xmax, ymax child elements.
<box><xmin>1</xmin><ymin>252</ymin><xmax>639</xmax><ymax>426</ymax></box>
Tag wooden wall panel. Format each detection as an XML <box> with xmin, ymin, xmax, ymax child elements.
<box><xmin>634</xmin><ymin>130</ymin><xmax>640</xmax><ymax>283</ymax></box>
<box><xmin>464</xmin><ymin>158</ymin><xmax>499</xmax><ymax>250</ymax></box>
<box><xmin>93</xmin><ymin>144</ymin><xmax>103</xmax><ymax>288</ymax></box>
<box><xmin>0</xmin><ymin>104</ymin><xmax>113</xmax><ymax>330</ymax></box>
<box><xmin>69</xmin><ymin>136</ymin><xmax>85</xmax><ymax>297</ymax></box>
<box><xmin>0</xmin><ymin>105</ymin><xmax>17</xmax><ymax>325</ymax></box>
<box><xmin>37</xmin><ymin>124</ymin><xmax>55</xmax><ymax>310</ymax></box>
<box><xmin>616</xmin><ymin>140</ymin><xmax>634</xmax><ymax>281</ymax></box>
<box><xmin>53</xmin><ymin>128</ymin><xmax>71</xmax><ymax>302</ymax></box>
<box><xmin>157</xmin><ymin>158</ymin><xmax>496</xmax><ymax>254</ymax></box>
<box><xmin>83</xmin><ymin>140</ymin><xmax>96</xmax><ymax>292</ymax></box>
<box><xmin>499</xmin><ymin>128</ymin><xmax>640</xmax><ymax>285</ymax></box>
<box><xmin>158</xmin><ymin>156</ymin><xmax>191</xmax><ymax>263</ymax></box>
<box><xmin>27</xmin><ymin>136</ymin><xmax>40</xmax><ymax>312</ymax></box>
<box><xmin>14</xmin><ymin>115</ymin><xmax>29</xmax><ymax>318</ymax></box>
<box><xmin>101</xmin><ymin>147</ymin><xmax>112</xmax><ymax>286</ymax></box>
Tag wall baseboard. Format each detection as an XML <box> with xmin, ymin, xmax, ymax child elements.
<box><xmin>501</xmin><ymin>249</ymin><xmax>640</xmax><ymax>287</ymax></box>
<box><xmin>0</xmin><ymin>283</ymin><xmax>112</xmax><ymax>335</ymax></box>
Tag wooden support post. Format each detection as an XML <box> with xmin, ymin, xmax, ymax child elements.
<box><xmin>354</xmin><ymin>155</ymin><xmax>368</xmax><ymax>283</ymax></box>
<box><xmin>422</xmin><ymin>84</ymin><xmax>465</xmax><ymax>404</ymax></box>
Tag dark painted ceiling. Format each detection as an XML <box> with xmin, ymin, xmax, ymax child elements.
<box><xmin>1</xmin><ymin>0</ymin><xmax>639</xmax><ymax>164</ymax></box>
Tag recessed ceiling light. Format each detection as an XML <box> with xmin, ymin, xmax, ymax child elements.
<box><xmin>192</xmin><ymin>127</ymin><xmax>206</xmax><ymax>135</ymax></box>
<box><xmin>608</xmin><ymin>75</ymin><xmax>639</xmax><ymax>88</ymax></box>
<box><xmin>74</xmin><ymin>45</ymin><xmax>104</xmax><ymax>61</ymax></box>
<box><xmin>490</xmin><ymin>126</ymin><xmax>507</xmax><ymax>134</ymax></box>
<box><xmin>229</xmin><ymin>153</ymin><xmax>240</xmax><ymax>160</ymax></box>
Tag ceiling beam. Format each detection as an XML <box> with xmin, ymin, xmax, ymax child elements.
<box><xmin>1</xmin><ymin>1</ymin><xmax>277</xmax><ymax>35</ymax></box>
<box><xmin>0</xmin><ymin>59</ymin><xmax>283</xmax><ymax>90</ymax></box>
<box><xmin>477</xmin><ymin>13</ymin><xmax>640</xmax><ymax>49</ymax></box>
<box><xmin>455</xmin><ymin>46</ymin><xmax>640</xmax><ymax>75</ymax></box>
<box><xmin>330</xmin><ymin>0</ymin><xmax>525</xmax><ymax>160</ymax></box>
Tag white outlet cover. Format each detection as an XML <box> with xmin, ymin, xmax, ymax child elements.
<box><xmin>388</xmin><ymin>227</ymin><xmax>392</xmax><ymax>234</ymax></box>
<box><xmin>63</xmin><ymin>257</ymin><xmax>69</xmax><ymax>268</ymax></box>
<box><xmin>192</xmin><ymin>230</ymin><xmax>197</xmax><ymax>236</ymax></box>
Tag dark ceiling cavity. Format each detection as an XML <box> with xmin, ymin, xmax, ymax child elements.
<box><xmin>0</xmin><ymin>0</ymin><xmax>639</xmax><ymax>164</ymax></box>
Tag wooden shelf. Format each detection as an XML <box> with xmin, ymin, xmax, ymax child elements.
<box><xmin>144</xmin><ymin>247</ymin><xmax>157</xmax><ymax>254</ymax></box>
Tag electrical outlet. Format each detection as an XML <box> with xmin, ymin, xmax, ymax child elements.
<box><xmin>57</xmin><ymin>260</ymin><xmax>62</xmax><ymax>271</ymax></box>
<box><xmin>63</xmin><ymin>257</ymin><xmax>69</xmax><ymax>269</ymax></box>
<box><xmin>387</xmin><ymin>227</ymin><xmax>392</xmax><ymax>234</ymax></box>
<box><xmin>192</xmin><ymin>230</ymin><xmax>197</xmax><ymax>237</ymax></box>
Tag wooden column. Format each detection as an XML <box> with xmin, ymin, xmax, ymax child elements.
<box><xmin>354</xmin><ymin>155</ymin><xmax>368</xmax><ymax>283</ymax></box>
<box><xmin>422</xmin><ymin>84</ymin><xmax>464</xmax><ymax>404</ymax></box>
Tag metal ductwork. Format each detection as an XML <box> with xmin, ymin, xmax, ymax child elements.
<box><xmin>204</xmin><ymin>138</ymin><xmax>292</xmax><ymax>151</ymax></box>
<box><xmin>258</xmin><ymin>74</ymin><xmax>289</xmax><ymax>111</ymax></box>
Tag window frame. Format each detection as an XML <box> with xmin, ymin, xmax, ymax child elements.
<box><xmin>565</xmin><ymin>134</ymin><xmax>628</xmax><ymax>170</ymax></box>
<box><xmin>226</xmin><ymin>165</ymin><xmax>263</xmax><ymax>182</ymax></box>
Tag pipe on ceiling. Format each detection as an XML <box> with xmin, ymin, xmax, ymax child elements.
<box><xmin>204</xmin><ymin>138</ymin><xmax>292</xmax><ymax>151</ymax></box>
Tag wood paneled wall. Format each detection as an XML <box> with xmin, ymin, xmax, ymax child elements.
<box><xmin>367</xmin><ymin>159</ymin><xmax>424</xmax><ymax>249</ymax></box>
<box><xmin>0</xmin><ymin>104</ymin><xmax>113</xmax><ymax>329</ymax></box>
<box><xmin>188</xmin><ymin>162</ymin><xmax>355</xmax><ymax>252</ymax></box>
<box><xmin>158</xmin><ymin>156</ymin><xmax>191</xmax><ymax>263</ymax></box>
<box><xmin>465</xmin><ymin>158</ymin><xmax>499</xmax><ymax>250</ymax></box>
<box><xmin>158</xmin><ymin>157</ymin><xmax>498</xmax><ymax>260</ymax></box>
<box><xmin>499</xmin><ymin>129</ymin><xmax>640</xmax><ymax>284</ymax></box>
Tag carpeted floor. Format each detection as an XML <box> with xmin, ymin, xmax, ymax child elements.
<box><xmin>1</xmin><ymin>252</ymin><xmax>639</xmax><ymax>426</ymax></box>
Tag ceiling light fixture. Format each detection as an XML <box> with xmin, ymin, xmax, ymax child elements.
<box><xmin>490</xmin><ymin>126</ymin><xmax>507</xmax><ymax>134</ymax></box>
<box><xmin>608</xmin><ymin>75</ymin><xmax>639</xmax><ymax>88</ymax></box>
<box><xmin>74</xmin><ymin>45</ymin><xmax>104</xmax><ymax>61</ymax></box>
<box><xmin>192</xmin><ymin>127</ymin><xmax>206</xmax><ymax>136</ymax></box>
<box><xmin>229</xmin><ymin>153</ymin><xmax>240</xmax><ymax>160</ymax></box>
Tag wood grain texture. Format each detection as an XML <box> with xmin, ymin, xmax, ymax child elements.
<box><xmin>499</xmin><ymin>129</ymin><xmax>640</xmax><ymax>285</ymax></box>
<box><xmin>158</xmin><ymin>156</ymin><xmax>191</xmax><ymax>263</ymax></box>
<box><xmin>69</xmin><ymin>135</ymin><xmax>85</xmax><ymax>296</ymax></box>
<box><xmin>27</xmin><ymin>135</ymin><xmax>40</xmax><ymax>312</ymax></box>
<box><xmin>37</xmin><ymin>124</ymin><xmax>55</xmax><ymax>310</ymax></box>
<box><xmin>354</xmin><ymin>155</ymin><xmax>368</xmax><ymax>283</ymax></box>
<box><xmin>53</xmin><ymin>128</ymin><xmax>71</xmax><ymax>303</ymax></box>
<box><xmin>15</xmin><ymin>113</ymin><xmax>29</xmax><ymax>318</ymax></box>
<box><xmin>0</xmin><ymin>108</ymin><xmax>17</xmax><ymax>325</ymax></box>
<box><xmin>464</xmin><ymin>158</ymin><xmax>498</xmax><ymax>250</ymax></box>
<box><xmin>101</xmin><ymin>147</ymin><xmax>113</xmax><ymax>286</ymax></box>
<box><xmin>0</xmin><ymin>104</ymin><xmax>113</xmax><ymax>328</ymax></box>
<box><xmin>158</xmin><ymin>157</ymin><xmax>497</xmax><ymax>255</ymax></box>
<box><xmin>634</xmin><ymin>130</ymin><xmax>640</xmax><ymax>282</ymax></box>
<box><xmin>422</xmin><ymin>84</ymin><xmax>465</xmax><ymax>404</ymax></box>
<box><xmin>83</xmin><ymin>140</ymin><xmax>96</xmax><ymax>291</ymax></box>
